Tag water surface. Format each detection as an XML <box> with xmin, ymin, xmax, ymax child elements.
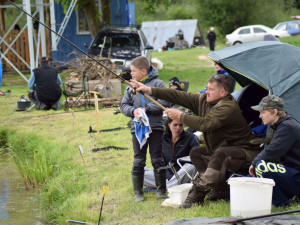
<box><xmin>0</xmin><ymin>150</ymin><xmax>42</xmax><ymax>225</ymax></box>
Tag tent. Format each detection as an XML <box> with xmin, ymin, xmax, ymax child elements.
<box><xmin>208</xmin><ymin>41</ymin><xmax>300</xmax><ymax>123</ymax></box>
<box><xmin>141</xmin><ymin>19</ymin><xmax>204</xmax><ymax>50</ymax></box>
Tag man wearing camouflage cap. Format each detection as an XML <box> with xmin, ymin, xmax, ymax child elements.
<box><xmin>249</xmin><ymin>95</ymin><xmax>300</xmax><ymax>207</ymax></box>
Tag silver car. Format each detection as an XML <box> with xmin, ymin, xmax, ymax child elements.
<box><xmin>225</xmin><ymin>25</ymin><xmax>289</xmax><ymax>46</ymax></box>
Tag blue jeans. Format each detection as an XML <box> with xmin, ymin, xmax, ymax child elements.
<box><xmin>255</xmin><ymin>160</ymin><xmax>300</xmax><ymax>206</ymax></box>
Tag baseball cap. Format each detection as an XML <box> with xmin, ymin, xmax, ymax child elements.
<box><xmin>251</xmin><ymin>95</ymin><xmax>284</xmax><ymax>111</ymax></box>
<box><xmin>169</xmin><ymin>77</ymin><xmax>181</xmax><ymax>89</ymax></box>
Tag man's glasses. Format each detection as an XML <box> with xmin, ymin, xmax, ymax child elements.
<box><xmin>213</xmin><ymin>74</ymin><xmax>226</xmax><ymax>92</ymax></box>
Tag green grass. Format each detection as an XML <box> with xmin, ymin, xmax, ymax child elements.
<box><xmin>1</xmin><ymin>47</ymin><xmax>299</xmax><ymax>224</ymax></box>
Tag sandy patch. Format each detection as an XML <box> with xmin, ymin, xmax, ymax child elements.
<box><xmin>198</xmin><ymin>55</ymin><xmax>214</xmax><ymax>67</ymax></box>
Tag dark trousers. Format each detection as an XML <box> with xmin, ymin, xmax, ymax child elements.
<box><xmin>28</xmin><ymin>91</ymin><xmax>41</xmax><ymax>107</ymax></box>
<box><xmin>209</xmin><ymin>40</ymin><xmax>215</xmax><ymax>51</ymax></box>
<box><xmin>28</xmin><ymin>91</ymin><xmax>59</xmax><ymax>110</ymax></box>
<box><xmin>131</xmin><ymin>130</ymin><xmax>165</xmax><ymax>176</ymax></box>
<box><xmin>255</xmin><ymin>160</ymin><xmax>300</xmax><ymax>206</ymax></box>
<box><xmin>190</xmin><ymin>146</ymin><xmax>248</xmax><ymax>189</ymax></box>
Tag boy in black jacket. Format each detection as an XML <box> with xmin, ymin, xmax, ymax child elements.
<box><xmin>249</xmin><ymin>95</ymin><xmax>300</xmax><ymax>206</ymax></box>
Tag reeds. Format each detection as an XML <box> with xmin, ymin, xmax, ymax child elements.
<box><xmin>7</xmin><ymin>132</ymin><xmax>56</xmax><ymax>190</ymax></box>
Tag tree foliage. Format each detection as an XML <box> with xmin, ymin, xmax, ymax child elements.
<box><xmin>196</xmin><ymin>0</ymin><xmax>300</xmax><ymax>36</ymax></box>
<box><xmin>57</xmin><ymin>0</ymin><xmax>105</xmax><ymax>38</ymax></box>
<box><xmin>134</xmin><ymin>0</ymin><xmax>197</xmax><ymax>24</ymax></box>
<box><xmin>134</xmin><ymin>0</ymin><xmax>170</xmax><ymax>14</ymax></box>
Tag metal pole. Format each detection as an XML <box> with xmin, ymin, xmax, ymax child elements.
<box><xmin>49</xmin><ymin>0</ymin><xmax>57</xmax><ymax>50</ymax></box>
<box><xmin>23</xmin><ymin>0</ymin><xmax>35</xmax><ymax>71</ymax></box>
<box><xmin>37</xmin><ymin>0</ymin><xmax>47</xmax><ymax>57</ymax></box>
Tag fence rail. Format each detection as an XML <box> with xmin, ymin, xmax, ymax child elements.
<box><xmin>1</xmin><ymin>29</ymin><xmax>48</xmax><ymax>72</ymax></box>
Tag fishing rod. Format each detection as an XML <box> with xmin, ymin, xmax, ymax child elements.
<box><xmin>8</xmin><ymin>0</ymin><xmax>166</xmax><ymax>111</ymax></box>
<box><xmin>215</xmin><ymin>209</ymin><xmax>300</xmax><ymax>224</ymax></box>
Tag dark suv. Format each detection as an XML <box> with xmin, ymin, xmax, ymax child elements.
<box><xmin>88</xmin><ymin>26</ymin><xmax>153</xmax><ymax>79</ymax></box>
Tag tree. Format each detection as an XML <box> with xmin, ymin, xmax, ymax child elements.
<box><xmin>59</xmin><ymin>0</ymin><xmax>108</xmax><ymax>38</ymax></box>
<box><xmin>79</xmin><ymin>0</ymin><xmax>102</xmax><ymax>38</ymax></box>
<box><xmin>196</xmin><ymin>0</ymin><xmax>300</xmax><ymax>36</ymax></box>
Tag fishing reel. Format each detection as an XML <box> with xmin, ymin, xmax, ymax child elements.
<box><xmin>126</xmin><ymin>86</ymin><xmax>138</xmax><ymax>95</ymax></box>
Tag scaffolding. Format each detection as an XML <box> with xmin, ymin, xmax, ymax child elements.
<box><xmin>0</xmin><ymin>0</ymin><xmax>76</xmax><ymax>81</ymax></box>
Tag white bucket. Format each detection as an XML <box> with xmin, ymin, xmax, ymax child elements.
<box><xmin>228</xmin><ymin>177</ymin><xmax>275</xmax><ymax>217</ymax></box>
<box><xmin>162</xmin><ymin>183</ymin><xmax>193</xmax><ymax>208</ymax></box>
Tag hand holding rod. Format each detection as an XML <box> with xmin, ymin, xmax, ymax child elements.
<box><xmin>8</xmin><ymin>0</ymin><xmax>166</xmax><ymax>111</ymax></box>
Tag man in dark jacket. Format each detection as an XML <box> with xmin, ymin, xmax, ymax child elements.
<box><xmin>207</xmin><ymin>27</ymin><xmax>216</xmax><ymax>51</ymax></box>
<box><xmin>249</xmin><ymin>95</ymin><xmax>300</xmax><ymax>207</ymax></box>
<box><xmin>28</xmin><ymin>57</ymin><xmax>62</xmax><ymax>110</ymax></box>
<box><xmin>131</xmin><ymin>74</ymin><xmax>261</xmax><ymax>208</ymax></box>
<box><xmin>120</xmin><ymin>56</ymin><xmax>169</xmax><ymax>203</ymax></box>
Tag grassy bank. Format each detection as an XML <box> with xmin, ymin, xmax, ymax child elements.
<box><xmin>1</xmin><ymin>46</ymin><xmax>299</xmax><ymax>224</ymax></box>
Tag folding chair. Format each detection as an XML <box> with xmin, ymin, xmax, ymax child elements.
<box><xmin>157</xmin><ymin>162</ymin><xmax>181</xmax><ymax>185</ymax></box>
<box><xmin>181</xmin><ymin>81</ymin><xmax>189</xmax><ymax>92</ymax></box>
<box><xmin>63</xmin><ymin>75</ymin><xmax>89</xmax><ymax>110</ymax></box>
<box><xmin>177</xmin><ymin>156</ymin><xmax>198</xmax><ymax>181</ymax></box>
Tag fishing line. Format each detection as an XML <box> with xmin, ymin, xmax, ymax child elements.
<box><xmin>8</xmin><ymin>0</ymin><xmax>166</xmax><ymax>111</ymax></box>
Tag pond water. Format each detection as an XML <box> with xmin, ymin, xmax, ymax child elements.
<box><xmin>0</xmin><ymin>150</ymin><xmax>42</xmax><ymax>225</ymax></box>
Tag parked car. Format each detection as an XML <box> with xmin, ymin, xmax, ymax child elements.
<box><xmin>225</xmin><ymin>25</ymin><xmax>289</xmax><ymax>46</ymax></box>
<box><xmin>88</xmin><ymin>26</ymin><xmax>153</xmax><ymax>80</ymax></box>
<box><xmin>273</xmin><ymin>20</ymin><xmax>300</xmax><ymax>36</ymax></box>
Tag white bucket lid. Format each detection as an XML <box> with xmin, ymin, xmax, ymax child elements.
<box><xmin>228</xmin><ymin>177</ymin><xmax>275</xmax><ymax>186</ymax></box>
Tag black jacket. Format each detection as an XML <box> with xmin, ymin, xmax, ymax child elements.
<box><xmin>162</xmin><ymin>130</ymin><xmax>199</xmax><ymax>175</ymax></box>
<box><xmin>33</xmin><ymin>64</ymin><xmax>61</xmax><ymax>104</ymax></box>
<box><xmin>252</xmin><ymin>114</ymin><xmax>300</xmax><ymax>170</ymax></box>
<box><xmin>207</xmin><ymin>31</ymin><xmax>216</xmax><ymax>41</ymax></box>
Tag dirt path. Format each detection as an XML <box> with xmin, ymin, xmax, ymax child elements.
<box><xmin>198</xmin><ymin>55</ymin><xmax>215</xmax><ymax>67</ymax></box>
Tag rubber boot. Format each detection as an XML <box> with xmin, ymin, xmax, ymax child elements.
<box><xmin>206</xmin><ymin>182</ymin><xmax>230</xmax><ymax>201</ymax></box>
<box><xmin>132</xmin><ymin>174</ymin><xmax>144</xmax><ymax>203</ymax></box>
<box><xmin>154</xmin><ymin>172</ymin><xmax>167</xmax><ymax>199</ymax></box>
<box><xmin>180</xmin><ymin>184</ymin><xmax>210</xmax><ymax>209</ymax></box>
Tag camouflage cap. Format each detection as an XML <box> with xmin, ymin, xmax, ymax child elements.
<box><xmin>251</xmin><ymin>95</ymin><xmax>284</xmax><ymax>111</ymax></box>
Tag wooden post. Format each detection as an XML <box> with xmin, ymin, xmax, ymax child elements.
<box><xmin>0</xmin><ymin>2</ymin><xmax>5</xmax><ymax>33</ymax></box>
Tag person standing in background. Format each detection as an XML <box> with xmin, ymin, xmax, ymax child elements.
<box><xmin>207</xmin><ymin>27</ymin><xmax>216</xmax><ymax>51</ymax></box>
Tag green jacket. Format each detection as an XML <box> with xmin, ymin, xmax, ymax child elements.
<box><xmin>152</xmin><ymin>88</ymin><xmax>260</xmax><ymax>161</ymax></box>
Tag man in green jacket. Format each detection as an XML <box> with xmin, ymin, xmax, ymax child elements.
<box><xmin>131</xmin><ymin>74</ymin><xmax>261</xmax><ymax>208</ymax></box>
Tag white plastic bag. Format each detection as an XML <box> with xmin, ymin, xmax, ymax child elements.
<box><xmin>161</xmin><ymin>183</ymin><xmax>193</xmax><ymax>208</ymax></box>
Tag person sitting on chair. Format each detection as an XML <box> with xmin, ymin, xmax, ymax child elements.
<box><xmin>249</xmin><ymin>95</ymin><xmax>300</xmax><ymax>207</ymax></box>
<box><xmin>28</xmin><ymin>57</ymin><xmax>62</xmax><ymax>110</ymax></box>
<box><xmin>144</xmin><ymin>117</ymin><xmax>199</xmax><ymax>189</ymax></box>
<box><xmin>169</xmin><ymin>77</ymin><xmax>184</xmax><ymax>91</ymax></box>
<box><xmin>130</xmin><ymin>74</ymin><xmax>261</xmax><ymax>208</ymax></box>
